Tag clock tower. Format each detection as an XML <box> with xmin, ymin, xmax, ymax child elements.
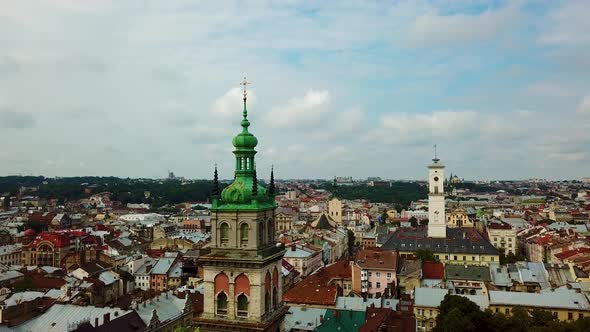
<box><xmin>427</xmin><ymin>147</ymin><xmax>446</xmax><ymax>238</ymax></box>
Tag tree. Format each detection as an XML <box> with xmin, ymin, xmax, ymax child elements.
<box><xmin>434</xmin><ymin>295</ymin><xmax>494</xmax><ymax>332</ymax></box>
<box><xmin>380</xmin><ymin>211</ymin><xmax>388</xmax><ymax>224</ymax></box>
<box><xmin>414</xmin><ymin>248</ymin><xmax>437</xmax><ymax>262</ymax></box>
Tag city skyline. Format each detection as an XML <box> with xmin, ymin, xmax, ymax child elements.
<box><xmin>1</xmin><ymin>1</ymin><xmax>589</xmax><ymax>180</ymax></box>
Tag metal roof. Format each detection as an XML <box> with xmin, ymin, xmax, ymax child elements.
<box><xmin>489</xmin><ymin>290</ymin><xmax>590</xmax><ymax>310</ymax></box>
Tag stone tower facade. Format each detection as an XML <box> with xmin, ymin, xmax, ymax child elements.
<box><xmin>427</xmin><ymin>155</ymin><xmax>446</xmax><ymax>238</ymax></box>
<box><xmin>196</xmin><ymin>81</ymin><xmax>286</xmax><ymax>332</ymax></box>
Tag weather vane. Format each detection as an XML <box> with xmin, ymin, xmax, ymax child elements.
<box><xmin>240</xmin><ymin>77</ymin><xmax>251</xmax><ymax>100</ymax></box>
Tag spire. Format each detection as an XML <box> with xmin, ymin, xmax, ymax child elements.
<box><xmin>433</xmin><ymin>144</ymin><xmax>440</xmax><ymax>163</ymax></box>
<box><xmin>269</xmin><ymin>165</ymin><xmax>275</xmax><ymax>196</ymax></box>
<box><xmin>252</xmin><ymin>166</ymin><xmax>258</xmax><ymax>196</ymax></box>
<box><xmin>212</xmin><ymin>164</ymin><xmax>219</xmax><ymax>197</ymax></box>
<box><xmin>148</xmin><ymin>309</ymin><xmax>160</xmax><ymax>329</ymax></box>
<box><xmin>240</xmin><ymin>77</ymin><xmax>251</xmax><ymax>133</ymax></box>
<box><xmin>184</xmin><ymin>293</ymin><xmax>193</xmax><ymax>313</ymax></box>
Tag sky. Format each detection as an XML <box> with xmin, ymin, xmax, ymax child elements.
<box><xmin>1</xmin><ymin>0</ymin><xmax>589</xmax><ymax>181</ymax></box>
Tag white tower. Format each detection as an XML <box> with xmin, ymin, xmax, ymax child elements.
<box><xmin>427</xmin><ymin>146</ymin><xmax>446</xmax><ymax>238</ymax></box>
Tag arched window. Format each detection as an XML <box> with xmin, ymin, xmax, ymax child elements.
<box><xmin>259</xmin><ymin>222</ymin><xmax>265</xmax><ymax>245</ymax></box>
<box><xmin>267</xmin><ymin>220</ymin><xmax>273</xmax><ymax>244</ymax></box>
<box><xmin>237</xmin><ymin>294</ymin><xmax>248</xmax><ymax>317</ymax></box>
<box><xmin>272</xmin><ymin>286</ymin><xmax>278</xmax><ymax>310</ymax></box>
<box><xmin>220</xmin><ymin>223</ymin><xmax>229</xmax><ymax>245</ymax></box>
<box><xmin>217</xmin><ymin>292</ymin><xmax>228</xmax><ymax>316</ymax></box>
<box><xmin>265</xmin><ymin>290</ymin><xmax>271</xmax><ymax>313</ymax></box>
<box><xmin>240</xmin><ymin>223</ymin><xmax>249</xmax><ymax>246</ymax></box>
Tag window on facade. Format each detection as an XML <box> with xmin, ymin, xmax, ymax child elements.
<box><xmin>217</xmin><ymin>292</ymin><xmax>228</xmax><ymax>316</ymax></box>
<box><xmin>265</xmin><ymin>291</ymin><xmax>271</xmax><ymax>313</ymax></box>
<box><xmin>553</xmin><ymin>312</ymin><xmax>558</xmax><ymax>318</ymax></box>
<box><xmin>508</xmin><ymin>243</ymin><xmax>512</xmax><ymax>248</ymax></box>
<box><xmin>387</xmin><ymin>273</ymin><xmax>392</xmax><ymax>279</ymax></box>
<box><xmin>368</xmin><ymin>282</ymin><xmax>372</xmax><ymax>288</ymax></box>
<box><xmin>472</xmin><ymin>256</ymin><xmax>476</xmax><ymax>261</ymax></box>
<box><xmin>579</xmin><ymin>313</ymin><xmax>583</xmax><ymax>319</ymax></box>
<box><xmin>220</xmin><ymin>223</ymin><xmax>229</xmax><ymax>245</ymax></box>
<box><xmin>376</xmin><ymin>282</ymin><xmax>381</xmax><ymax>288</ymax></box>
<box><xmin>505</xmin><ymin>308</ymin><xmax>510</xmax><ymax>314</ymax></box>
<box><xmin>259</xmin><ymin>222</ymin><xmax>264</xmax><ymax>245</ymax></box>
<box><xmin>368</xmin><ymin>272</ymin><xmax>372</xmax><ymax>277</ymax></box>
<box><xmin>508</xmin><ymin>238</ymin><xmax>512</xmax><ymax>242</ymax></box>
<box><xmin>237</xmin><ymin>294</ymin><xmax>248</xmax><ymax>317</ymax></box>
<box><xmin>240</xmin><ymin>223</ymin><xmax>249</xmax><ymax>246</ymax></box>
<box><xmin>434</xmin><ymin>186</ymin><xmax>439</xmax><ymax>194</ymax></box>
<box><xmin>491</xmin><ymin>257</ymin><xmax>495</xmax><ymax>262</ymax></box>
<box><xmin>462</xmin><ymin>256</ymin><xmax>466</xmax><ymax>261</ymax></box>
<box><xmin>376</xmin><ymin>272</ymin><xmax>381</xmax><ymax>278</ymax></box>
<box><xmin>454</xmin><ymin>256</ymin><xmax>457</xmax><ymax>260</ymax></box>
<box><xmin>568</xmin><ymin>312</ymin><xmax>573</xmax><ymax>320</ymax></box>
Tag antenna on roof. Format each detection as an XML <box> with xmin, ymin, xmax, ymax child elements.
<box><xmin>432</xmin><ymin>144</ymin><xmax>440</xmax><ymax>163</ymax></box>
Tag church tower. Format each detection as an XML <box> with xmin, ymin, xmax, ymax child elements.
<box><xmin>196</xmin><ymin>78</ymin><xmax>286</xmax><ymax>332</ymax></box>
<box><xmin>427</xmin><ymin>147</ymin><xmax>446</xmax><ymax>238</ymax></box>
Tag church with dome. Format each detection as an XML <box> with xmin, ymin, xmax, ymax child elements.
<box><xmin>195</xmin><ymin>79</ymin><xmax>287</xmax><ymax>332</ymax></box>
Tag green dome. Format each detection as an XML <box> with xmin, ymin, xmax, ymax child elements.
<box><xmin>232</xmin><ymin>131</ymin><xmax>258</xmax><ymax>150</ymax></box>
<box><xmin>221</xmin><ymin>176</ymin><xmax>267</xmax><ymax>204</ymax></box>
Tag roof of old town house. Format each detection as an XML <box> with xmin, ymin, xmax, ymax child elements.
<box><xmin>381</xmin><ymin>227</ymin><xmax>498</xmax><ymax>255</ymax></box>
<box><xmin>283</xmin><ymin>260</ymin><xmax>351</xmax><ymax>306</ymax></box>
<box><xmin>356</xmin><ymin>248</ymin><xmax>397</xmax><ymax>271</ymax></box>
<box><xmin>422</xmin><ymin>261</ymin><xmax>444</xmax><ymax>279</ymax></box>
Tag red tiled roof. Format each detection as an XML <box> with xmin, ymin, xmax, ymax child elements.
<box><xmin>283</xmin><ymin>260</ymin><xmax>351</xmax><ymax>306</ymax></box>
<box><xmin>555</xmin><ymin>247</ymin><xmax>590</xmax><ymax>260</ymax></box>
<box><xmin>422</xmin><ymin>261</ymin><xmax>444</xmax><ymax>279</ymax></box>
<box><xmin>30</xmin><ymin>273</ymin><xmax>66</xmax><ymax>289</ymax></box>
<box><xmin>355</xmin><ymin>248</ymin><xmax>397</xmax><ymax>271</ymax></box>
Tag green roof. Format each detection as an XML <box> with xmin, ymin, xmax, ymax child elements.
<box><xmin>213</xmin><ymin>94</ymin><xmax>275</xmax><ymax>212</ymax></box>
<box><xmin>315</xmin><ymin>309</ymin><xmax>366</xmax><ymax>332</ymax></box>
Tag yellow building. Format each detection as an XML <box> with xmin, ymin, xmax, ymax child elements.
<box><xmin>383</xmin><ymin>228</ymin><xmax>500</xmax><ymax>267</ymax></box>
<box><xmin>446</xmin><ymin>207</ymin><xmax>473</xmax><ymax>228</ymax></box>
<box><xmin>328</xmin><ymin>198</ymin><xmax>343</xmax><ymax>225</ymax></box>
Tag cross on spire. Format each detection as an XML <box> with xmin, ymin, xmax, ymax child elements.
<box><xmin>240</xmin><ymin>77</ymin><xmax>251</xmax><ymax>101</ymax></box>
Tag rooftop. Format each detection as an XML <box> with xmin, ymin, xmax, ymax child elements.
<box><xmin>489</xmin><ymin>290</ymin><xmax>590</xmax><ymax>310</ymax></box>
<box><xmin>283</xmin><ymin>260</ymin><xmax>351</xmax><ymax>306</ymax></box>
<box><xmin>356</xmin><ymin>248</ymin><xmax>397</xmax><ymax>271</ymax></box>
<box><xmin>381</xmin><ymin>227</ymin><xmax>498</xmax><ymax>255</ymax></box>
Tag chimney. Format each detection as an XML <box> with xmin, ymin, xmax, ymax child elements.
<box><xmin>319</xmin><ymin>315</ymin><xmax>324</xmax><ymax>323</ymax></box>
<box><xmin>103</xmin><ymin>312</ymin><xmax>110</xmax><ymax>324</ymax></box>
<box><xmin>95</xmin><ymin>317</ymin><xmax>99</xmax><ymax>327</ymax></box>
<box><xmin>291</xmin><ymin>244</ymin><xmax>296</xmax><ymax>251</ymax></box>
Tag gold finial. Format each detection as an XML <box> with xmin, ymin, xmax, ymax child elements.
<box><xmin>240</xmin><ymin>77</ymin><xmax>251</xmax><ymax>100</ymax></box>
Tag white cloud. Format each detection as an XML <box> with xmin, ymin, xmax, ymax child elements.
<box><xmin>265</xmin><ymin>90</ymin><xmax>331</xmax><ymax>128</ymax></box>
<box><xmin>539</xmin><ymin>1</ymin><xmax>590</xmax><ymax>45</ymax></box>
<box><xmin>576</xmin><ymin>94</ymin><xmax>590</xmax><ymax>115</ymax></box>
<box><xmin>525</xmin><ymin>82</ymin><xmax>577</xmax><ymax>99</ymax></box>
<box><xmin>406</xmin><ymin>4</ymin><xmax>519</xmax><ymax>47</ymax></box>
<box><xmin>210</xmin><ymin>88</ymin><xmax>257</xmax><ymax>120</ymax></box>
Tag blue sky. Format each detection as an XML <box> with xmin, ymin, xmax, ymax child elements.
<box><xmin>0</xmin><ymin>0</ymin><xmax>589</xmax><ymax>180</ymax></box>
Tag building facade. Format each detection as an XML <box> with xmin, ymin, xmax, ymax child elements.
<box><xmin>427</xmin><ymin>156</ymin><xmax>446</xmax><ymax>238</ymax></box>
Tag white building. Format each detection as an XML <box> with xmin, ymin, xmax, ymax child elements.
<box><xmin>428</xmin><ymin>155</ymin><xmax>446</xmax><ymax>238</ymax></box>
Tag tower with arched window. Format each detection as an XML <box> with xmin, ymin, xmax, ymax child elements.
<box><xmin>197</xmin><ymin>79</ymin><xmax>287</xmax><ymax>332</ymax></box>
